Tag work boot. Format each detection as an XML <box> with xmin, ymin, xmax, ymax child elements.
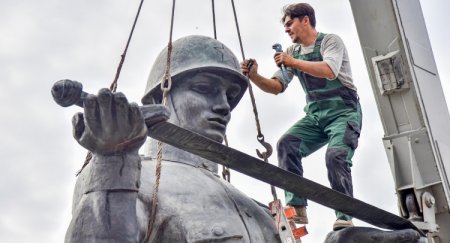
<box><xmin>332</xmin><ymin>219</ymin><xmax>354</xmax><ymax>231</ymax></box>
<box><xmin>291</xmin><ymin>206</ymin><xmax>308</xmax><ymax>224</ymax></box>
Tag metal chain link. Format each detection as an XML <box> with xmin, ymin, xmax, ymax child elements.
<box><xmin>230</xmin><ymin>0</ymin><xmax>276</xmax><ymax>200</ymax></box>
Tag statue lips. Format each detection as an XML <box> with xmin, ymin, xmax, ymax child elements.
<box><xmin>207</xmin><ymin>116</ymin><xmax>228</xmax><ymax>131</ymax></box>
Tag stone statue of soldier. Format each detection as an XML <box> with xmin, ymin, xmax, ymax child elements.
<box><xmin>64</xmin><ymin>35</ymin><xmax>281</xmax><ymax>243</ymax></box>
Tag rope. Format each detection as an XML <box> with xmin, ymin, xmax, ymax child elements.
<box><xmin>144</xmin><ymin>0</ymin><xmax>176</xmax><ymax>241</ymax></box>
<box><xmin>75</xmin><ymin>152</ymin><xmax>92</xmax><ymax>176</ymax></box>
<box><xmin>230</xmin><ymin>0</ymin><xmax>276</xmax><ymax>200</ymax></box>
<box><xmin>211</xmin><ymin>0</ymin><xmax>217</xmax><ymax>39</ymax></box>
<box><xmin>211</xmin><ymin>0</ymin><xmax>232</xmax><ymax>183</ymax></box>
<box><xmin>75</xmin><ymin>0</ymin><xmax>146</xmax><ymax>177</ymax></box>
<box><xmin>222</xmin><ymin>135</ymin><xmax>230</xmax><ymax>182</ymax></box>
<box><xmin>110</xmin><ymin>0</ymin><xmax>146</xmax><ymax>92</ymax></box>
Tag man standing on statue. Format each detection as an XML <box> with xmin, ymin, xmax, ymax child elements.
<box><xmin>240</xmin><ymin>3</ymin><xmax>362</xmax><ymax>231</ymax></box>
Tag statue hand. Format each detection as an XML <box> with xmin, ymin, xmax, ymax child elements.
<box><xmin>72</xmin><ymin>88</ymin><xmax>147</xmax><ymax>155</ymax></box>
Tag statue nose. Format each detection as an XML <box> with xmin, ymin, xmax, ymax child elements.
<box><xmin>212</xmin><ymin>92</ymin><xmax>231</xmax><ymax>116</ymax></box>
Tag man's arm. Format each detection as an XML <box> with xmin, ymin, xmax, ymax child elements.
<box><xmin>275</xmin><ymin>34</ymin><xmax>347</xmax><ymax>80</ymax></box>
<box><xmin>249</xmin><ymin>74</ymin><xmax>284</xmax><ymax>94</ymax></box>
<box><xmin>240</xmin><ymin>59</ymin><xmax>284</xmax><ymax>94</ymax></box>
<box><xmin>321</xmin><ymin>34</ymin><xmax>347</xmax><ymax>80</ymax></box>
<box><xmin>274</xmin><ymin>52</ymin><xmax>335</xmax><ymax>79</ymax></box>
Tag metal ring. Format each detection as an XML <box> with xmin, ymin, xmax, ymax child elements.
<box><xmin>257</xmin><ymin>134</ymin><xmax>264</xmax><ymax>142</ymax></box>
<box><xmin>160</xmin><ymin>75</ymin><xmax>172</xmax><ymax>92</ymax></box>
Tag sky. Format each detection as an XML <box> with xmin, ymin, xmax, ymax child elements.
<box><xmin>0</xmin><ymin>0</ymin><xmax>449</xmax><ymax>242</ymax></box>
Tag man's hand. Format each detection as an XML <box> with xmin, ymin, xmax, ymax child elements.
<box><xmin>274</xmin><ymin>52</ymin><xmax>296</xmax><ymax>68</ymax></box>
<box><xmin>240</xmin><ymin>58</ymin><xmax>258</xmax><ymax>80</ymax></box>
<box><xmin>72</xmin><ymin>88</ymin><xmax>148</xmax><ymax>155</ymax></box>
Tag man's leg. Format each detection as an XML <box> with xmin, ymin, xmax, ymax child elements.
<box><xmin>324</xmin><ymin>101</ymin><xmax>362</xmax><ymax>230</ymax></box>
<box><xmin>325</xmin><ymin>147</ymin><xmax>354</xmax><ymax>220</ymax></box>
<box><xmin>277</xmin><ymin>134</ymin><xmax>305</xmax><ymax>204</ymax></box>
<box><xmin>277</xmin><ymin>134</ymin><xmax>308</xmax><ymax>224</ymax></box>
<box><xmin>277</xmin><ymin>114</ymin><xmax>328</xmax><ymax>223</ymax></box>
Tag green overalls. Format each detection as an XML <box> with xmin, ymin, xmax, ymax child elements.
<box><xmin>277</xmin><ymin>33</ymin><xmax>362</xmax><ymax>221</ymax></box>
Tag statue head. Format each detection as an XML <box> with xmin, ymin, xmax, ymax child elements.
<box><xmin>142</xmin><ymin>35</ymin><xmax>248</xmax><ymax>142</ymax></box>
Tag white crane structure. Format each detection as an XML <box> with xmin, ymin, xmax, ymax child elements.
<box><xmin>349</xmin><ymin>0</ymin><xmax>450</xmax><ymax>242</ymax></box>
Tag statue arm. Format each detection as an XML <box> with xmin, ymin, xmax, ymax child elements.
<box><xmin>66</xmin><ymin>89</ymin><xmax>145</xmax><ymax>242</ymax></box>
<box><xmin>65</xmin><ymin>153</ymin><xmax>141</xmax><ymax>243</ymax></box>
<box><xmin>64</xmin><ymin>89</ymin><xmax>169</xmax><ymax>242</ymax></box>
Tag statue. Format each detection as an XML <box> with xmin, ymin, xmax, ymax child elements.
<box><xmin>61</xmin><ymin>35</ymin><xmax>281</xmax><ymax>242</ymax></box>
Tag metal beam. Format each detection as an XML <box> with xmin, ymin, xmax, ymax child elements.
<box><xmin>147</xmin><ymin>121</ymin><xmax>423</xmax><ymax>234</ymax></box>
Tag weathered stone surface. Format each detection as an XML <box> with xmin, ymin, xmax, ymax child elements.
<box><xmin>61</xmin><ymin>35</ymin><xmax>280</xmax><ymax>243</ymax></box>
<box><xmin>324</xmin><ymin>227</ymin><xmax>420</xmax><ymax>243</ymax></box>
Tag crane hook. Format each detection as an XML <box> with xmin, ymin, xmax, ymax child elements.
<box><xmin>256</xmin><ymin>134</ymin><xmax>273</xmax><ymax>160</ymax></box>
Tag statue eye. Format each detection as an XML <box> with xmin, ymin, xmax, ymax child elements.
<box><xmin>227</xmin><ymin>92</ymin><xmax>238</xmax><ymax>101</ymax></box>
<box><xmin>226</xmin><ymin>86</ymin><xmax>241</xmax><ymax>101</ymax></box>
<box><xmin>191</xmin><ymin>83</ymin><xmax>211</xmax><ymax>94</ymax></box>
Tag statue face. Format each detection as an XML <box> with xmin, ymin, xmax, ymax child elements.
<box><xmin>168</xmin><ymin>72</ymin><xmax>242</xmax><ymax>142</ymax></box>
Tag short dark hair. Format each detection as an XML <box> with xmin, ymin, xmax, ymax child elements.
<box><xmin>281</xmin><ymin>3</ymin><xmax>316</xmax><ymax>28</ymax></box>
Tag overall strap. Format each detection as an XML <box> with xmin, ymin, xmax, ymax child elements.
<box><xmin>296</xmin><ymin>33</ymin><xmax>343</xmax><ymax>96</ymax></box>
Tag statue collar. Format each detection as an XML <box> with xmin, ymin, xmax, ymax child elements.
<box><xmin>143</xmin><ymin>138</ymin><xmax>219</xmax><ymax>173</ymax></box>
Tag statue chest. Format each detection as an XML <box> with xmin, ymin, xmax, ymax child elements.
<box><xmin>139</xmin><ymin>161</ymin><xmax>280</xmax><ymax>243</ymax></box>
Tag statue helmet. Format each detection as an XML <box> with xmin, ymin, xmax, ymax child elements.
<box><xmin>141</xmin><ymin>35</ymin><xmax>248</xmax><ymax>110</ymax></box>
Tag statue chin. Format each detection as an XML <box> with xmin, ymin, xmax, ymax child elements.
<box><xmin>200</xmin><ymin>129</ymin><xmax>225</xmax><ymax>143</ymax></box>
<box><xmin>202</xmin><ymin>131</ymin><xmax>224</xmax><ymax>143</ymax></box>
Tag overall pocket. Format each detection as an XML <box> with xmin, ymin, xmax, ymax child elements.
<box><xmin>344</xmin><ymin>121</ymin><xmax>361</xmax><ymax>150</ymax></box>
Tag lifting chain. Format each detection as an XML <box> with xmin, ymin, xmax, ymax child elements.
<box><xmin>230</xmin><ymin>0</ymin><xmax>276</xmax><ymax>200</ymax></box>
